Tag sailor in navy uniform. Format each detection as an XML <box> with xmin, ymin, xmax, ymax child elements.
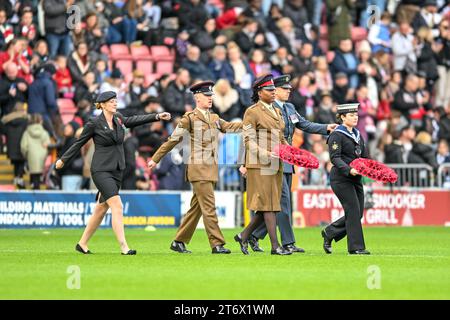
<box><xmin>321</xmin><ymin>103</ymin><xmax>371</xmax><ymax>255</ymax></box>
<box><xmin>247</xmin><ymin>74</ymin><xmax>337</xmax><ymax>253</ymax></box>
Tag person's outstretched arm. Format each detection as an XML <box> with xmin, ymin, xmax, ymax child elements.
<box><xmin>116</xmin><ymin>112</ymin><xmax>171</xmax><ymax>128</ymax></box>
<box><xmin>56</xmin><ymin>120</ymin><xmax>95</xmax><ymax>169</ymax></box>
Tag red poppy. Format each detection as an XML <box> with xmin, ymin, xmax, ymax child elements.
<box><xmin>274</xmin><ymin>145</ymin><xmax>320</xmax><ymax>169</ymax></box>
<box><xmin>350</xmin><ymin>158</ymin><xmax>398</xmax><ymax>183</ymax></box>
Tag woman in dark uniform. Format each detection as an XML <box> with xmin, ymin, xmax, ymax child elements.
<box><xmin>321</xmin><ymin>103</ymin><xmax>370</xmax><ymax>255</ymax></box>
<box><xmin>55</xmin><ymin>91</ymin><xmax>171</xmax><ymax>255</ymax></box>
<box><xmin>234</xmin><ymin>74</ymin><xmax>292</xmax><ymax>255</ymax></box>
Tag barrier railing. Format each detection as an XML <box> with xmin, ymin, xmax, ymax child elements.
<box><xmin>386</xmin><ymin>164</ymin><xmax>435</xmax><ymax>188</ymax></box>
<box><xmin>216</xmin><ymin>164</ymin><xmax>446</xmax><ymax>190</ymax></box>
<box><xmin>437</xmin><ymin>164</ymin><xmax>450</xmax><ymax>188</ymax></box>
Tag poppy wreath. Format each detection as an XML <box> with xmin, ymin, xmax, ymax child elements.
<box><xmin>273</xmin><ymin>144</ymin><xmax>319</xmax><ymax>169</ymax></box>
<box><xmin>350</xmin><ymin>158</ymin><xmax>398</xmax><ymax>183</ymax></box>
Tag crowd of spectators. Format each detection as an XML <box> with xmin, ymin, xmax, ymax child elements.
<box><xmin>0</xmin><ymin>0</ymin><xmax>449</xmax><ymax>190</ymax></box>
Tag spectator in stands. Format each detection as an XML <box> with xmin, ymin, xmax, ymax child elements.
<box><xmin>368</xmin><ymin>11</ymin><xmax>392</xmax><ymax>53</ymax></box>
<box><xmin>147</xmin><ymin>73</ymin><xmax>171</xmax><ymax>97</ymax></box>
<box><xmin>104</xmin><ymin>0</ymin><xmax>138</xmax><ymax>45</ymax></box>
<box><xmin>242</xmin><ymin>0</ymin><xmax>267</xmax><ymax>29</ymax></box>
<box><xmin>161</xmin><ymin>68</ymin><xmax>192</xmax><ymax>118</ymax></box>
<box><xmin>436</xmin><ymin>139</ymin><xmax>450</xmax><ymax>165</ymax></box>
<box><xmin>436</xmin><ymin>18</ymin><xmax>450</xmax><ymax>108</ymax></box>
<box><xmin>74</xmin><ymin>70</ymin><xmax>99</xmax><ymax>105</ymax></box>
<box><xmin>14</xmin><ymin>8</ymin><xmax>37</xmax><ymax>47</ymax></box>
<box><xmin>93</xmin><ymin>59</ymin><xmax>110</xmax><ymax>84</ymax></box>
<box><xmin>181</xmin><ymin>45</ymin><xmax>214</xmax><ymax>81</ymax></box>
<box><xmin>99</xmin><ymin>68</ymin><xmax>127</xmax><ymax>110</ymax></box>
<box><xmin>393</xmin><ymin>73</ymin><xmax>425</xmax><ymax>127</ymax></box>
<box><xmin>212</xmin><ymin>79</ymin><xmax>241</xmax><ymax>121</ymax></box>
<box><xmin>27</xmin><ymin>63</ymin><xmax>59</xmax><ymax>139</ymax></box>
<box><xmin>0</xmin><ymin>62</ymin><xmax>28</xmax><ymax>117</ymax></box>
<box><xmin>392</xmin><ymin>21</ymin><xmax>417</xmax><ymax>73</ymax></box>
<box><xmin>134</xmin><ymin>97</ymin><xmax>165</xmax><ymax>150</ymax></box>
<box><xmin>290</xmin><ymin>73</ymin><xmax>317</xmax><ymax>118</ymax></box>
<box><xmin>234</xmin><ymin>18</ymin><xmax>267</xmax><ymax>55</ymax></box>
<box><xmin>0</xmin><ymin>38</ymin><xmax>32</xmax><ymax>83</ymax></box>
<box><xmin>315</xmin><ymin>91</ymin><xmax>336</xmax><ymax>125</ymax></box>
<box><xmin>416</xmin><ymin>27</ymin><xmax>439</xmax><ymax>90</ymax></box>
<box><xmin>178</xmin><ymin>0</ymin><xmax>209</xmax><ymax>32</ymax></box>
<box><xmin>0</xmin><ymin>8</ymin><xmax>13</xmax><ymax>48</ymax></box>
<box><xmin>152</xmin><ymin>144</ymin><xmax>186</xmax><ymax>190</ymax></box>
<box><xmin>283</xmin><ymin>0</ymin><xmax>309</xmax><ymax>32</ymax></box>
<box><xmin>53</xmin><ymin>55</ymin><xmax>74</xmax><ymax>98</ymax></box>
<box><xmin>273</xmin><ymin>17</ymin><xmax>302</xmax><ymax>55</ymax></box>
<box><xmin>0</xmin><ymin>102</ymin><xmax>28</xmax><ymax>189</ymax></box>
<box><xmin>248</xmin><ymin>48</ymin><xmax>272</xmax><ymax>77</ymax></box>
<box><xmin>357</xmin><ymin>40</ymin><xmax>380</xmax><ymax>108</ymax></box>
<box><xmin>20</xmin><ymin>113</ymin><xmax>50</xmax><ymax>190</ymax></box>
<box><xmin>84</xmin><ymin>11</ymin><xmax>106</xmax><ymax>56</ymax></box>
<box><xmin>385</xmin><ymin>124</ymin><xmax>416</xmax><ymax>164</ymax></box>
<box><xmin>438</xmin><ymin>105</ymin><xmax>450</xmax><ymax>145</ymax></box>
<box><xmin>43</xmin><ymin>0</ymin><xmax>73</xmax><ymax>58</ymax></box>
<box><xmin>208</xmin><ymin>45</ymin><xmax>234</xmax><ymax>81</ymax></box>
<box><xmin>74</xmin><ymin>99</ymin><xmax>93</xmax><ymax>126</ymax></box>
<box><xmin>409</xmin><ymin>131</ymin><xmax>439</xmax><ymax>170</ymax></box>
<box><xmin>30</xmin><ymin>39</ymin><xmax>50</xmax><ymax>72</ymax></box>
<box><xmin>143</xmin><ymin>0</ymin><xmax>161</xmax><ymax>29</ymax></box>
<box><xmin>270</xmin><ymin>46</ymin><xmax>295</xmax><ymax>75</ymax></box>
<box><xmin>190</xmin><ymin>18</ymin><xmax>227</xmax><ymax>56</ymax></box>
<box><xmin>58</xmin><ymin>120</ymin><xmax>84</xmax><ymax>190</ymax></box>
<box><xmin>122</xmin><ymin>130</ymin><xmax>139</xmax><ymax>190</ymax></box>
<box><xmin>356</xmin><ymin>84</ymin><xmax>377</xmax><ymax>142</ymax></box>
<box><xmin>125</xmin><ymin>69</ymin><xmax>149</xmax><ymax>113</ymax></box>
<box><xmin>226</xmin><ymin>42</ymin><xmax>254</xmax><ymax>106</ymax></box>
<box><xmin>314</xmin><ymin>56</ymin><xmax>333</xmax><ymax>92</ymax></box>
<box><xmin>292</xmin><ymin>41</ymin><xmax>315</xmax><ymax>78</ymax></box>
<box><xmin>326</xmin><ymin>0</ymin><xmax>354</xmax><ymax>50</ymax></box>
<box><xmin>332</xmin><ymin>72</ymin><xmax>353</xmax><ymax>104</ymax></box>
<box><xmin>68</xmin><ymin>41</ymin><xmax>95</xmax><ymax>85</ymax></box>
<box><xmin>411</xmin><ymin>0</ymin><xmax>442</xmax><ymax>36</ymax></box>
<box><xmin>331</xmin><ymin>38</ymin><xmax>360</xmax><ymax>89</ymax></box>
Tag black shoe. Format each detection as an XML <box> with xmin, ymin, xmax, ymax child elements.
<box><xmin>75</xmin><ymin>243</ymin><xmax>91</xmax><ymax>254</ymax></box>
<box><xmin>170</xmin><ymin>241</ymin><xmax>191</xmax><ymax>253</ymax></box>
<box><xmin>121</xmin><ymin>249</ymin><xmax>137</xmax><ymax>255</ymax></box>
<box><xmin>234</xmin><ymin>234</ymin><xmax>249</xmax><ymax>255</ymax></box>
<box><xmin>283</xmin><ymin>244</ymin><xmax>305</xmax><ymax>253</ymax></box>
<box><xmin>212</xmin><ymin>245</ymin><xmax>231</xmax><ymax>254</ymax></box>
<box><xmin>349</xmin><ymin>249</ymin><xmax>371</xmax><ymax>255</ymax></box>
<box><xmin>248</xmin><ymin>235</ymin><xmax>264</xmax><ymax>252</ymax></box>
<box><xmin>271</xmin><ymin>247</ymin><xmax>292</xmax><ymax>255</ymax></box>
<box><xmin>321</xmin><ymin>229</ymin><xmax>332</xmax><ymax>254</ymax></box>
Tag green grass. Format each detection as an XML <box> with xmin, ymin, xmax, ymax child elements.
<box><xmin>0</xmin><ymin>227</ymin><xmax>449</xmax><ymax>299</ymax></box>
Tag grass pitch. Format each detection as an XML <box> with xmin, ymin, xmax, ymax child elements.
<box><xmin>0</xmin><ymin>227</ymin><xmax>449</xmax><ymax>299</ymax></box>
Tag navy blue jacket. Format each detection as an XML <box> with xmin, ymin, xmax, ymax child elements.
<box><xmin>27</xmin><ymin>71</ymin><xmax>58</xmax><ymax>117</ymax></box>
<box><xmin>274</xmin><ymin>100</ymin><xmax>329</xmax><ymax>173</ymax></box>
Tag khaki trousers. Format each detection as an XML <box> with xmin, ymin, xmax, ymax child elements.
<box><xmin>175</xmin><ymin>181</ymin><xmax>225</xmax><ymax>248</ymax></box>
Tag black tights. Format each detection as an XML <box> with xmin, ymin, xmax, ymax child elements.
<box><xmin>241</xmin><ymin>211</ymin><xmax>280</xmax><ymax>250</ymax></box>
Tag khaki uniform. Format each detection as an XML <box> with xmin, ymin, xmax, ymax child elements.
<box><xmin>243</xmin><ymin>101</ymin><xmax>287</xmax><ymax>212</ymax></box>
<box><xmin>152</xmin><ymin>108</ymin><xmax>242</xmax><ymax>247</ymax></box>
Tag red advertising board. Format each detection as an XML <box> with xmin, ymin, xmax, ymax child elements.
<box><xmin>293</xmin><ymin>188</ymin><xmax>450</xmax><ymax>227</ymax></box>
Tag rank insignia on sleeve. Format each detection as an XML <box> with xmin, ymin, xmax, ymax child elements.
<box><xmin>332</xmin><ymin>142</ymin><xmax>338</xmax><ymax>150</ymax></box>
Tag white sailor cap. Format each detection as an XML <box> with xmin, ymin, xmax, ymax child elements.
<box><xmin>336</xmin><ymin>103</ymin><xmax>359</xmax><ymax>114</ymax></box>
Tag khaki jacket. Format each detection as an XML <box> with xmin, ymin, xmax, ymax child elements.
<box><xmin>243</xmin><ymin>101</ymin><xmax>287</xmax><ymax>169</ymax></box>
<box><xmin>152</xmin><ymin>108</ymin><xmax>242</xmax><ymax>182</ymax></box>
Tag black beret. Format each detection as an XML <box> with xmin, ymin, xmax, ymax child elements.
<box><xmin>96</xmin><ymin>91</ymin><xmax>117</xmax><ymax>103</ymax></box>
<box><xmin>273</xmin><ymin>74</ymin><xmax>292</xmax><ymax>89</ymax></box>
<box><xmin>252</xmin><ymin>74</ymin><xmax>275</xmax><ymax>91</ymax></box>
<box><xmin>190</xmin><ymin>81</ymin><xmax>215</xmax><ymax>96</ymax></box>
